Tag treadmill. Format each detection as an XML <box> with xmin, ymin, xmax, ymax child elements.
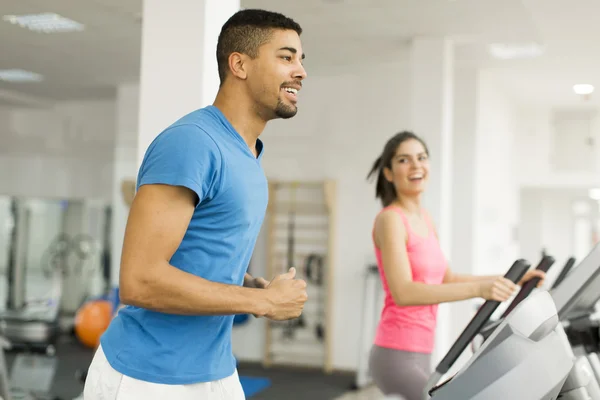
<box><xmin>471</xmin><ymin>254</ymin><xmax>556</xmax><ymax>350</ymax></box>
<box><xmin>550</xmin><ymin>243</ymin><xmax>600</xmax><ymax>392</ymax></box>
<box><xmin>0</xmin><ymin>200</ymin><xmax>62</xmax><ymax>354</ymax></box>
<box><xmin>551</xmin><ymin>256</ymin><xmax>577</xmax><ymax>290</ymax></box>
<box><xmin>420</xmin><ymin>244</ymin><xmax>600</xmax><ymax>399</ymax></box>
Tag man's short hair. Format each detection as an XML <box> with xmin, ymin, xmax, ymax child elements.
<box><xmin>216</xmin><ymin>9</ymin><xmax>302</xmax><ymax>84</ymax></box>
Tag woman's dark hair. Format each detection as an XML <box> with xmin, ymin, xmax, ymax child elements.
<box><xmin>367</xmin><ymin>131</ymin><xmax>429</xmax><ymax>207</ymax></box>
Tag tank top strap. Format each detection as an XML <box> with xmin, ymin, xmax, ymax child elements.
<box><xmin>387</xmin><ymin>205</ymin><xmax>410</xmax><ymax>227</ymax></box>
<box><xmin>373</xmin><ymin>205</ymin><xmax>411</xmax><ymax>244</ymax></box>
<box><xmin>385</xmin><ymin>206</ymin><xmax>414</xmax><ymax>241</ymax></box>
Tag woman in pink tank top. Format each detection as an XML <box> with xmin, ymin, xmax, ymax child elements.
<box><xmin>365</xmin><ymin>132</ymin><xmax>545</xmax><ymax>400</ymax></box>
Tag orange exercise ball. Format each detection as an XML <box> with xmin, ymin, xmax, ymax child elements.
<box><xmin>74</xmin><ymin>300</ymin><xmax>113</xmax><ymax>348</ymax></box>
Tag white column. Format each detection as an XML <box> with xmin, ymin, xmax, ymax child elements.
<box><xmin>137</xmin><ymin>0</ymin><xmax>240</xmax><ymax>168</ymax></box>
<box><xmin>447</xmin><ymin>66</ymin><xmax>480</xmax><ymax>370</ymax></box>
<box><xmin>409</xmin><ymin>37</ymin><xmax>454</xmax><ymax>366</ymax></box>
<box><xmin>111</xmin><ymin>82</ymin><xmax>140</xmax><ymax>288</ymax></box>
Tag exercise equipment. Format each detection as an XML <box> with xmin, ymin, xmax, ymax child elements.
<box><xmin>0</xmin><ymin>200</ymin><xmax>61</xmax><ymax>355</ymax></box>
<box><xmin>423</xmin><ymin>259</ymin><xmax>530</xmax><ymax>398</ymax></box>
<box><xmin>471</xmin><ymin>254</ymin><xmax>555</xmax><ymax>348</ymax></box>
<box><xmin>304</xmin><ymin>254</ymin><xmax>326</xmax><ymax>341</ymax></box>
<box><xmin>421</xmin><ymin>243</ymin><xmax>600</xmax><ymax>400</ymax></box>
<box><xmin>352</xmin><ymin>264</ymin><xmax>382</xmax><ymax>390</ymax></box>
<box><xmin>282</xmin><ymin>183</ymin><xmax>303</xmax><ymax>340</ymax></box>
<box><xmin>552</xmin><ymin>243</ymin><xmax>600</xmax><ymax>394</ymax></box>
<box><xmin>304</xmin><ymin>253</ymin><xmax>324</xmax><ymax>286</ymax></box>
<box><xmin>426</xmin><ymin>289</ymin><xmax>573</xmax><ymax>399</ymax></box>
<box><xmin>1</xmin><ymin>209</ymin><xmax>98</xmax><ymax>355</ymax></box>
<box><xmin>500</xmin><ymin>254</ymin><xmax>554</xmax><ymax>318</ymax></box>
<box><xmin>0</xmin><ymin>335</ymin><xmax>61</xmax><ymax>400</ymax></box>
<box><xmin>551</xmin><ymin>256</ymin><xmax>577</xmax><ymax>290</ymax></box>
<box><xmin>73</xmin><ymin>299</ymin><xmax>112</xmax><ymax>348</ymax></box>
<box><xmin>263</xmin><ymin>180</ymin><xmax>336</xmax><ymax>372</ymax></box>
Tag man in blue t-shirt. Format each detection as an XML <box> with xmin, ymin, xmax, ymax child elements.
<box><xmin>83</xmin><ymin>8</ymin><xmax>308</xmax><ymax>400</ymax></box>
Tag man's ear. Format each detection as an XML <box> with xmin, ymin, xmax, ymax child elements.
<box><xmin>229</xmin><ymin>52</ymin><xmax>248</xmax><ymax>80</ymax></box>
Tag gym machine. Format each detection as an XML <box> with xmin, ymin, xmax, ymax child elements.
<box><xmin>551</xmin><ymin>243</ymin><xmax>600</xmax><ymax>393</ymax></box>
<box><xmin>422</xmin><ymin>243</ymin><xmax>600</xmax><ymax>400</ymax></box>
<box><xmin>0</xmin><ymin>200</ymin><xmax>62</xmax><ymax>354</ymax></box>
<box><xmin>551</xmin><ymin>256</ymin><xmax>577</xmax><ymax>290</ymax></box>
<box><xmin>471</xmin><ymin>254</ymin><xmax>556</xmax><ymax>348</ymax></box>
<box><xmin>0</xmin><ymin>335</ymin><xmax>61</xmax><ymax>400</ymax></box>
<box><xmin>352</xmin><ymin>264</ymin><xmax>381</xmax><ymax>390</ymax></box>
<box><xmin>357</xmin><ymin>255</ymin><xmax>561</xmax><ymax>393</ymax></box>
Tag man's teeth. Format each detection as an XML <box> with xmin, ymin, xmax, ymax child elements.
<box><xmin>284</xmin><ymin>88</ymin><xmax>298</xmax><ymax>94</ymax></box>
<box><xmin>409</xmin><ymin>175</ymin><xmax>423</xmax><ymax>179</ymax></box>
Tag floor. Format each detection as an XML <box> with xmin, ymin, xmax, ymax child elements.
<box><xmin>334</xmin><ymin>385</ymin><xmax>385</xmax><ymax>400</ymax></box>
<box><xmin>3</xmin><ymin>333</ymin><xmax>377</xmax><ymax>400</ymax></box>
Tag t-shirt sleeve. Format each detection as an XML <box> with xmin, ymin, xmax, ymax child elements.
<box><xmin>137</xmin><ymin>124</ymin><xmax>221</xmax><ymax>205</ymax></box>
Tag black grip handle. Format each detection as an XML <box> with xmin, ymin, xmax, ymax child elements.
<box><xmin>551</xmin><ymin>257</ymin><xmax>576</xmax><ymax>290</ymax></box>
<box><xmin>434</xmin><ymin>259</ymin><xmax>530</xmax><ymax>375</ymax></box>
<box><xmin>500</xmin><ymin>255</ymin><xmax>554</xmax><ymax>319</ymax></box>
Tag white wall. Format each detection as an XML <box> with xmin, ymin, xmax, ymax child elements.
<box><xmin>521</xmin><ymin>188</ymin><xmax>573</xmax><ymax>279</ymax></box>
<box><xmin>0</xmin><ymin>101</ymin><xmax>116</xmax><ymax>201</ymax></box>
<box><xmin>514</xmin><ymin>101</ymin><xmax>600</xmax><ymax>282</ymax></box>
<box><xmin>519</xmin><ymin>187</ymin><xmax>599</xmax><ymax>286</ymax></box>
<box><xmin>446</xmin><ymin>66</ymin><xmax>479</xmax><ymax>363</ymax></box>
<box><xmin>110</xmin><ymin>83</ymin><xmax>140</xmax><ymax>287</ymax></box>
<box><xmin>473</xmin><ymin>70</ymin><xmax>520</xmax><ymax>275</ymax></box>
<box><xmin>516</xmin><ymin>106</ymin><xmax>600</xmax><ymax>188</ymax></box>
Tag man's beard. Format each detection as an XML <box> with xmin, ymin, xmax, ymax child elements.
<box><xmin>274</xmin><ymin>97</ymin><xmax>297</xmax><ymax>119</ymax></box>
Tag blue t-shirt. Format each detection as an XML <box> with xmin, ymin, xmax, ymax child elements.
<box><xmin>100</xmin><ymin>105</ymin><xmax>268</xmax><ymax>384</ymax></box>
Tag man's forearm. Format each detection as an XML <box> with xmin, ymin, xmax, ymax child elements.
<box><xmin>120</xmin><ymin>261</ymin><xmax>271</xmax><ymax>316</ymax></box>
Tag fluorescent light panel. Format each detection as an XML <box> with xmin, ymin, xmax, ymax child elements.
<box><xmin>2</xmin><ymin>12</ymin><xmax>84</xmax><ymax>33</ymax></box>
<box><xmin>589</xmin><ymin>188</ymin><xmax>600</xmax><ymax>201</ymax></box>
<box><xmin>573</xmin><ymin>84</ymin><xmax>594</xmax><ymax>95</ymax></box>
<box><xmin>489</xmin><ymin>43</ymin><xmax>544</xmax><ymax>60</ymax></box>
<box><xmin>0</xmin><ymin>69</ymin><xmax>44</xmax><ymax>82</ymax></box>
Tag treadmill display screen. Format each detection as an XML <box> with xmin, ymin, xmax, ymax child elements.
<box><xmin>550</xmin><ymin>243</ymin><xmax>600</xmax><ymax>321</ymax></box>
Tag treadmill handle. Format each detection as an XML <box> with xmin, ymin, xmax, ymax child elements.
<box><xmin>433</xmin><ymin>259</ymin><xmax>530</xmax><ymax>376</ymax></box>
<box><xmin>551</xmin><ymin>257</ymin><xmax>576</xmax><ymax>290</ymax></box>
<box><xmin>499</xmin><ymin>255</ymin><xmax>555</xmax><ymax>319</ymax></box>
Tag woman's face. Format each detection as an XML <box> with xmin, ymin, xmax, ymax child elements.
<box><xmin>384</xmin><ymin>138</ymin><xmax>429</xmax><ymax>197</ymax></box>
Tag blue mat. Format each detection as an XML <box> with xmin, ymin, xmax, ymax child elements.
<box><xmin>240</xmin><ymin>376</ymin><xmax>271</xmax><ymax>397</ymax></box>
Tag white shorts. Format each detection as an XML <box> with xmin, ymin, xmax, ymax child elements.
<box><xmin>83</xmin><ymin>345</ymin><xmax>246</xmax><ymax>400</ymax></box>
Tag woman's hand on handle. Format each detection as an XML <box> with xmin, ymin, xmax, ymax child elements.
<box><xmin>478</xmin><ymin>277</ymin><xmax>518</xmax><ymax>302</ymax></box>
<box><xmin>518</xmin><ymin>269</ymin><xmax>546</xmax><ymax>287</ymax></box>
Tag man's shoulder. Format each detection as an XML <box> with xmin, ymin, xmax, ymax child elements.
<box><xmin>158</xmin><ymin>107</ymin><xmax>225</xmax><ymax>146</ymax></box>
<box><xmin>172</xmin><ymin>106</ymin><xmax>223</xmax><ymax>131</ymax></box>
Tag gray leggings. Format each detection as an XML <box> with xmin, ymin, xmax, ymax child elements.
<box><xmin>369</xmin><ymin>345</ymin><xmax>432</xmax><ymax>400</ymax></box>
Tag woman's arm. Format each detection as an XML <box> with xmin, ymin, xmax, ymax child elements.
<box><xmin>443</xmin><ymin>269</ymin><xmax>499</xmax><ymax>284</ymax></box>
<box><xmin>445</xmin><ymin>268</ymin><xmax>546</xmax><ymax>287</ymax></box>
<box><xmin>374</xmin><ymin>210</ymin><xmax>515</xmax><ymax>306</ymax></box>
<box><xmin>425</xmin><ymin>210</ymin><xmax>545</xmax><ymax>287</ymax></box>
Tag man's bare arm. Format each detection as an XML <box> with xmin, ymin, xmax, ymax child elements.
<box><xmin>119</xmin><ymin>184</ymin><xmax>273</xmax><ymax>316</ymax></box>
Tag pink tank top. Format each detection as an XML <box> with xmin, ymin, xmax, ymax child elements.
<box><xmin>373</xmin><ymin>205</ymin><xmax>448</xmax><ymax>354</ymax></box>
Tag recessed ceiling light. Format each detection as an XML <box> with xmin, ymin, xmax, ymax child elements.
<box><xmin>2</xmin><ymin>12</ymin><xmax>84</xmax><ymax>33</ymax></box>
<box><xmin>589</xmin><ymin>188</ymin><xmax>600</xmax><ymax>201</ymax></box>
<box><xmin>489</xmin><ymin>43</ymin><xmax>544</xmax><ymax>60</ymax></box>
<box><xmin>573</xmin><ymin>84</ymin><xmax>594</xmax><ymax>96</ymax></box>
<box><xmin>0</xmin><ymin>69</ymin><xmax>44</xmax><ymax>82</ymax></box>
